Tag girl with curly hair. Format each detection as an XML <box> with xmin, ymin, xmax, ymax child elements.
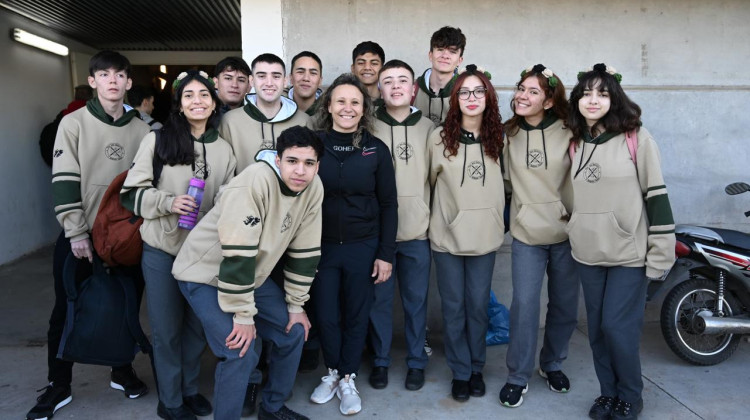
<box><xmin>428</xmin><ymin>65</ymin><xmax>504</xmax><ymax>402</ymax></box>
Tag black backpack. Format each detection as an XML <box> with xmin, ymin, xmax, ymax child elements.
<box><xmin>39</xmin><ymin>111</ymin><xmax>64</xmax><ymax>168</ymax></box>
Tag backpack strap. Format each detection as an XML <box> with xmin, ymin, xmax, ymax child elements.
<box><xmin>152</xmin><ymin>130</ymin><xmax>164</xmax><ymax>188</ymax></box>
<box><xmin>568</xmin><ymin>141</ymin><xmax>576</xmax><ymax>162</ymax></box>
<box><xmin>625</xmin><ymin>129</ymin><xmax>638</xmax><ymax>166</ymax></box>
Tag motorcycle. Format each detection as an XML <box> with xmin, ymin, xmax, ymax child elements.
<box><xmin>647</xmin><ymin>182</ymin><xmax>750</xmax><ymax>365</ymax></box>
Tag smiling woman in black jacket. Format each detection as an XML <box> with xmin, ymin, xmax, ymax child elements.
<box><xmin>308</xmin><ymin>73</ymin><xmax>397</xmax><ymax>416</ymax></box>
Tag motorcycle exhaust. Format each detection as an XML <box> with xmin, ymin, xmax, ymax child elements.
<box><xmin>696</xmin><ymin>313</ymin><xmax>750</xmax><ymax>334</ymax></box>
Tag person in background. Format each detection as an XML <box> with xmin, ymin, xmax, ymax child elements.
<box><xmin>351</xmin><ymin>41</ymin><xmax>385</xmax><ymax>105</ymax></box>
<box><xmin>287</xmin><ymin>51</ymin><xmax>323</xmax><ymax>116</ymax></box>
<box><xmin>428</xmin><ymin>64</ymin><xmax>504</xmax><ymax>403</ymax></box>
<box><xmin>128</xmin><ymin>85</ymin><xmax>163</xmax><ymax>130</ymax></box>
<box><xmin>499</xmin><ymin>64</ymin><xmax>579</xmax><ymax>408</ymax></box>
<box><xmin>567</xmin><ymin>63</ymin><xmax>675</xmax><ymax>420</ymax></box>
<box><xmin>213</xmin><ymin>56</ymin><xmax>252</xmax><ymax>115</ymax></box>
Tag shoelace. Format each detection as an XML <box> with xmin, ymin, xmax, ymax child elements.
<box><xmin>340</xmin><ymin>375</ymin><xmax>359</xmax><ymax>395</ymax></box>
<box><xmin>321</xmin><ymin>369</ymin><xmax>339</xmax><ymax>385</ymax></box>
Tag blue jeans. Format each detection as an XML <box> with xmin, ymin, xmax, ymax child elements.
<box><xmin>433</xmin><ymin>251</ymin><xmax>496</xmax><ymax>380</ymax></box>
<box><xmin>179</xmin><ymin>279</ymin><xmax>305</xmax><ymax>417</ymax></box>
<box><xmin>505</xmin><ymin>239</ymin><xmax>579</xmax><ymax>385</ymax></box>
<box><xmin>578</xmin><ymin>264</ymin><xmax>647</xmax><ymax>404</ymax></box>
<box><xmin>370</xmin><ymin>239</ymin><xmax>430</xmax><ymax>369</ymax></box>
<box><xmin>142</xmin><ymin>244</ymin><xmax>205</xmax><ymax>408</ymax></box>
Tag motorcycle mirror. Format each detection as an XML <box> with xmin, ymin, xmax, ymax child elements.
<box><xmin>725</xmin><ymin>182</ymin><xmax>750</xmax><ymax>195</ymax></box>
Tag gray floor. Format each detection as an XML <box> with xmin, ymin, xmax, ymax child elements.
<box><xmin>1</xmin><ymin>244</ymin><xmax>747</xmax><ymax>419</ymax></box>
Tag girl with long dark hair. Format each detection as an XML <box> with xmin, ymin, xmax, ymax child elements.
<box><xmin>121</xmin><ymin>70</ymin><xmax>236</xmax><ymax>420</ymax></box>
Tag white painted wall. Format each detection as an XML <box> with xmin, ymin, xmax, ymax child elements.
<box><xmin>272</xmin><ymin>0</ymin><xmax>750</xmax><ymax>230</ymax></box>
<box><xmin>0</xmin><ymin>9</ymin><xmax>98</xmax><ymax>265</ymax></box>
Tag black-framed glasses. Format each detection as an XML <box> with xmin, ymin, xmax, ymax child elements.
<box><xmin>457</xmin><ymin>87</ymin><xmax>487</xmax><ymax>100</ymax></box>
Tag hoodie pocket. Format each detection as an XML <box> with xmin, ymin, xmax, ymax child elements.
<box><xmin>513</xmin><ymin>201</ymin><xmax>569</xmax><ymax>245</ymax></box>
<box><xmin>396</xmin><ymin>196</ymin><xmax>430</xmax><ymax>240</ymax></box>
<box><xmin>157</xmin><ymin>214</ymin><xmax>189</xmax><ymax>254</ymax></box>
<box><xmin>566</xmin><ymin>211</ymin><xmax>640</xmax><ymax>265</ymax></box>
<box><xmin>441</xmin><ymin>208</ymin><xmax>504</xmax><ymax>255</ymax></box>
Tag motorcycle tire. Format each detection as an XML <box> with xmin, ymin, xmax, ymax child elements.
<box><xmin>660</xmin><ymin>277</ymin><xmax>741</xmax><ymax>366</ymax></box>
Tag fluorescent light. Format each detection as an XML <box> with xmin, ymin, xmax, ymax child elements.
<box><xmin>159</xmin><ymin>77</ymin><xmax>167</xmax><ymax>90</ymax></box>
<box><xmin>12</xmin><ymin>28</ymin><xmax>69</xmax><ymax>56</ymax></box>
<box><xmin>159</xmin><ymin>65</ymin><xmax>167</xmax><ymax>73</ymax></box>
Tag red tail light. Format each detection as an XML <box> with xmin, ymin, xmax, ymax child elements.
<box><xmin>675</xmin><ymin>241</ymin><xmax>691</xmax><ymax>257</ymax></box>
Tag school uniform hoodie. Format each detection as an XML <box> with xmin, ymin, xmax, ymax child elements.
<box><xmin>372</xmin><ymin>106</ymin><xmax>435</xmax><ymax>241</ymax></box>
<box><xmin>429</xmin><ymin>127</ymin><xmax>505</xmax><ymax>255</ymax></box>
<box><xmin>317</xmin><ymin>129</ymin><xmax>398</xmax><ymax>263</ymax></box>
<box><xmin>120</xmin><ymin>128</ymin><xmax>236</xmax><ymax>256</ymax></box>
<box><xmin>566</xmin><ymin>127</ymin><xmax>675</xmax><ymax>278</ymax></box>
<box><xmin>503</xmin><ymin>115</ymin><xmax>573</xmax><ymax>245</ymax></box>
<box><xmin>414</xmin><ymin>69</ymin><xmax>455</xmax><ymax>126</ymax></box>
<box><xmin>52</xmin><ymin>98</ymin><xmax>150</xmax><ymax>242</ymax></box>
<box><xmin>286</xmin><ymin>86</ymin><xmax>323</xmax><ymax>116</ymax></box>
<box><xmin>219</xmin><ymin>94</ymin><xmax>309</xmax><ymax>171</ymax></box>
<box><xmin>172</xmin><ymin>150</ymin><xmax>324</xmax><ymax>325</ymax></box>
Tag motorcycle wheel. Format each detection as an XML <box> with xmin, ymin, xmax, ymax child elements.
<box><xmin>660</xmin><ymin>277</ymin><xmax>741</xmax><ymax>365</ymax></box>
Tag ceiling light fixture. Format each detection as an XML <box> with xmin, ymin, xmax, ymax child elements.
<box><xmin>12</xmin><ymin>28</ymin><xmax>69</xmax><ymax>56</ymax></box>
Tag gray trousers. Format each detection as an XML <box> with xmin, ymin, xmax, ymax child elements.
<box><xmin>141</xmin><ymin>244</ymin><xmax>205</xmax><ymax>408</ymax></box>
<box><xmin>578</xmin><ymin>263</ymin><xmax>647</xmax><ymax>404</ymax></box>
<box><xmin>433</xmin><ymin>251</ymin><xmax>496</xmax><ymax>380</ymax></box>
<box><xmin>506</xmin><ymin>239</ymin><xmax>579</xmax><ymax>385</ymax></box>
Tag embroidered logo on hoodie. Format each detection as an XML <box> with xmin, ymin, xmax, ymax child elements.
<box><xmin>244</xmin><ymin>216</ymin><xmax>260</xmax><ymax>226</ymax></box>
<box><xmin>528</xmin><ymin>149</ymin><xmax>544</xmax><ymax>168</ymax></box>
<box><xmin>195</xmin><ymin>159</ymin><xmax>211</xmax><ymax>179</ymax></box>
<box><xmin>362</xmin><ymin>146</ymin><xmax>377</xmax><ymax>156</ymax></box>
<box><xmin>583</xmin><ymin>163</ymin><xmax>601</xmax><ymax>183</ymax></box>
<box><xmin>53</xmin><ymin>149</ymin><xmax>63</xmax><ymax>158</ymax></box>
<box><xmin>105</xmin><ymin>143</ymin><xmax>124</xmax><ymax>160</ymax></box>
<box><xmin>396</xmin><ymin>143</ymin><xmax>413</xmax><ymax>161</ymax></box>
<box><xmin>281</xmin><ymin>213</ymin><xmax>292</xmax><ymax>233</ymax></box>
<box><xmin>467</xmin><ymin>161</ymin><xmax>485</xmax><ymax>180</ymax></box>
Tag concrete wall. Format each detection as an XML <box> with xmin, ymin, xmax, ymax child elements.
<box><xmin>269</xmin><ymin>0</ymin><xmax>750</xmax><ymax>230</ymax></box>
<box><xmin>0</xmin><ymin>9</ymin><xmax>97</xmax><ymax>265</ymax></box>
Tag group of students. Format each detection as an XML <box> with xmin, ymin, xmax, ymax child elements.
<box><xmin>28</xmin><ymin>24</ymin><xmax>674</xmax><ymax>420</ymax></box>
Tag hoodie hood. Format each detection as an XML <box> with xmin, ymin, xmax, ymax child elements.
<box><xmin>417</xmin><ymin>68</ymin><xmax>455</xmax><ymax>98</ymax></box>
<box><xmin>86</xmin><ymin>98</ymin><xmax>139</xmax><ymax>127</ymax></box>
<box><xmin>375</xmin><ymin>106</ymin><xmax>422</xmax><ymax>126</ymax></box>
<box><xmin>287</xmin><ymin>86</ymin><xmax>323</xmax><ymax>102</ymax></box>
<box><xmin>243</xmin><ymin>94</ymin><xmax>299</xmax><ymax>123</ymax></box>
<box><xmin>519</xmin><ymin>113</ymin><xmax>559</xmax><ymax>131</ymax></box>
<box><xmin>583</xmin><ymin>130</ymin><xmax>619</xmax><ymax>145</ymax></box>
<box><xmin>255</xmin><ymin>149</ymin><xmax>299</xmax><ymax>197</ymax></box>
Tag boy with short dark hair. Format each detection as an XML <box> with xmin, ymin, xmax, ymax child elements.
<box><xmin>28</xmin><ymin>50</ymin><xmax>151</xmax><ymax>420</ymax></box>
<box><xmin>368</xmin><ymin>59</ymin><xmax>435</xmax><ymax>392</ymax></box>
<box><xmin>351</xmin><ymin>41</ymin><xmax>385</xmax><ymax>103</ymax></box>
<box><xmin>287</xmin><ymin>51</ymin><xmax>323</xmax><ymax>116</ymax></box>
<box><xmin>219</xmin><ymin>53</ymin><xmax>309</xmax><ymax>171</ymax></box>
<box><xmin>413</xmin><ymin>26</ymin><xmax>466</xmax><ymax>125</ymax></box>
<box><xmin>172</xmin><ymin>125</ymin><xmax>324</xmax><ymax>420</ymax></box>
<box><xmin>128</xmin><ymin>85</ymin><xmax>162</xmax><ymax>130</ymax></box>
<box><xmin>213</xmin><ymin>56</ymin><xmax>252</xmax><ymax>114</ymax></box>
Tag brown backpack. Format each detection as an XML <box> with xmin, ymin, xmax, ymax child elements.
<box><xmin>92</xmin><ymin>132</ymin><xmax>163</xmax><ymax>266</ymax></box>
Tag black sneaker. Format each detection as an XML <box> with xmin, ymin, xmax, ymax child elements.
<box><xmin>538</xmin><ymin>368</ymin><xmax>570</xmax><ymax>393</ymax></box>
<box><xmin>369</xmin><ymin>366</ymin><xmax>388</xmax><ymax>389</ymax></box>
<box><xmin>157</xmin><ymin>401</ymin><xmax>197</xmax><ymax>420</ymax></box>
<box><xmin>110</xmin><ymin>368</ymin><xmax>148</xmax><ymax>399</ymax></box>
<box><xmin>499</xmin><ymin>383</ymin><xmax>528</xmax><ymax>408</ymax></box>
<box><xmin>451</xmin><ymin>379</ymin><xmax>470</xmax><ymax>402</ymax></box>
<box><xmin>258</xmin><ymin>404</ymin><xmax>310</xmax><ymax>420</ymax></box>
<box><xmin>298</xmin><ymin>348</ymin><xmax>320</xmax><ymax>372</ymax></box>
<box><xmin>404</xmin><ymin>368</ymin><xmax>425</xmax><ymax>391</ymax></box>
<box><xmin>242</xmin><ymin>383</ymin><xmax>260</xmax><ymax>416</ymax></box>
<box><xmin>469</xmin><ymin>372</ymin><xmax>486</xmax><ymax>397</ymax></box>
<box><xmin>26</xmin><ymin>383</ymin><xmax>72</xmax><ymax>419</ymax></box>
<box><xmin>589</xmin><ymin>396</ymin><xmax>616</xmax><ymax>420</ymax></box>
<box><xmin>612</xmin><ymin>398</ymin><xmax>643</xmax><ymax>420</ymax></box>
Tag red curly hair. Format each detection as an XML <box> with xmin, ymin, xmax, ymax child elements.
<box><xmin>440</xmin><ymin>70</ymin><xmax>503</xmax><ymax>162</ymax></box>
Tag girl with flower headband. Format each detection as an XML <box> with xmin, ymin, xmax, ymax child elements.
<box><xmin>499</xmin><ymin>64</ymin><xmax>579</xmax><ymax>408</ymax></box>
<box><xmin>427</xmin><ymin>64</ymin><xmax>504</xmax><ymax>402</ymax></box>
<box><xmin>567</xmin><ymin>63</ymin><xmax>675</xmax><ymax>420</ymax></box>
<box><xmin>120</xmin><ymin>70</ymin><xmax>236</xmax><ymax>419</ymax></box>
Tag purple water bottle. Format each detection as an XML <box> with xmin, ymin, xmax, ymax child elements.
<box><xmin>178</xmin><ymin>177</ymin><xmax>205</xmax><ymax>230</ymax></box>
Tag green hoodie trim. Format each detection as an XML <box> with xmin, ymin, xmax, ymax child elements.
<box><xmin>243</xmin><ymin>101</ymin><xmax>272</xmax><ymax>122</ymax></box>
<box><xmin>459</xmin><ymin>129</ymin><xmax>481</xmax><ymax>145</ymax></box>
<box><xmin>417</xmin><ymin>69</ymin><xmax>456</xmax><ymax>98</ymax></box>
<box><xmin>375</xmin><ymin>106</ymin><xmax>423</xmax><ymax>126</ymax></box>
<box><xmin>583</xmin><ymin>130</ymin><xmax>619</xmax><ymax>144</ymax></box>
<box><xmin>193</xmin><ymin>127</ymin><xmax>219</xmax><ymax>144</ymax></box>
<box><xmin>86</xmin><ymin>98</ymin><xmax>139</xmax><ymax>127</ymax></box>
<box><xmin>519</xmin><ymin>113</ymin><xmax>558</xmax><ymax>131</ymax></box>
<box><xmin>305</xmin><ymin>97</ymin><xmax>322</xmax><ymax>116</ymax></box>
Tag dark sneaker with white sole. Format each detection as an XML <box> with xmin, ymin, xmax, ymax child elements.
<box><xmin>538</xmin><ymin>368</ymin><xmax>570</xmax><ymax>393</ymax></box>
<box><xmin>26</xmin><ymin>383</ymin><xmax>72</xmax><ymax>420</ymax></box>
<box><xmin>499</xmin><ymin>383</ymin><xmax>528</xmax><ymax>408</ymax></box>
<box><xmin>589</xmin><ymin>396</ymin><xmax>616</xmax><ymax>420</ymax></box>
<box><xmin>110</xmin><ymin>367</ymin><xmax>148</xmax><ymax>399</ymax></box>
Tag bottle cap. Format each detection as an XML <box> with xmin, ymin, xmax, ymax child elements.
<box><xmin>189</xmin><ymin>178</ymin><xmax>206</xmax><ymax>189</ymax></box>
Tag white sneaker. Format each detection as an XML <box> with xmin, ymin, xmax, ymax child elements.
<box><xmin>337</xmin><ymin>373</ymin><xmax>362</xmax><ymax>415</ymax></box>
<box><xmin>310</xmin><ymin>368</ymin><xmax>339</xmax><ymax>404</ymax></box>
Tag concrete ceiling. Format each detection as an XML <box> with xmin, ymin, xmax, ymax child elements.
<box><xmin>0</xmin><ymin>0</ymin><xmax>241</xmax><ymax>51</ymax></box>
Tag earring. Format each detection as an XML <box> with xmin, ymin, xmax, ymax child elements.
<box><xmin>179</xmin><ymin>110</ymin><xmax>184</xmax><ymax>116</ymax></box>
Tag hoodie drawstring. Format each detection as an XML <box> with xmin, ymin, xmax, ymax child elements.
<box><xmin>390</xmin><ymin>125</ymin><xmax>395</xmax><ymax>161</ymax></box>
<box><xmin>192</xmin><ymin>140</ymin><xmax>209</xmax><ymax>180</ymax></box>
<box><xmin>460</xmin><ymin>141</ymin><xmax>468</xmax><ymax>187</ymax></box>
<box><xmin>404</xmin><ymin>125</ymin><xmax>409</xmax><ymax>164</ymax></box>
<box><xmin>525</xmin><ymin>126</ymin><xmax>549</xmax><ymax>169</ymax></box>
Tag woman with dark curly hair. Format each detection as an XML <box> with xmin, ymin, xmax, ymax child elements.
<box><xmin>308</xmin><ymin>73</ymin><xmax>397</xmax><ymax>416</ymax></box>
<box><xmin>567</xmin><ymin>64</ymin><xmax>674</xmax><ymax>420</ymax></box>
<box><xmin>428</xmin><ymin>64</ymin><xmax>505</xmax><ymax>402</ymax></box>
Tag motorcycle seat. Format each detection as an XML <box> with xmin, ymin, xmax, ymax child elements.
<box><xmin>708</xmin><ymin>227</ymin><xmax>750</xmax><ymax>251</ymax></box>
